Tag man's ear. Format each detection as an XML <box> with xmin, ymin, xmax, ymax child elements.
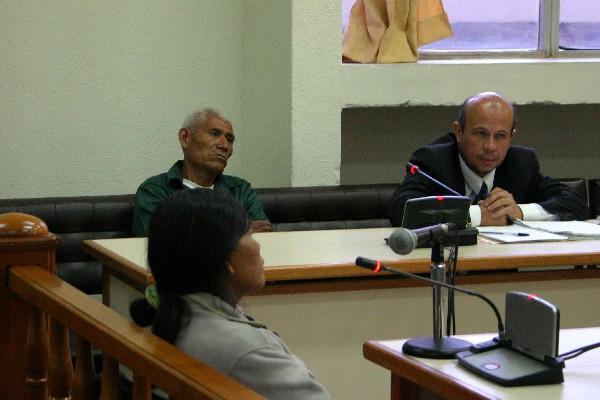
<box><xmin>226</xmin><ymin>262</ymin><xmax>235</xmax><ymax>275</ymax></box>
<box><xmin>178</xmin><ymin>128</ymin><xmax>191</xmax><ymax>148</ymax></box>
<box><xmin>510</xmin><ymin>128</ymin><xmax>517</xmax><ymax>140</ymax></box>
<box><xmin>452</xmin><ymin>121</ymin><xmax>462</xmax><ymax>143</ymax></box>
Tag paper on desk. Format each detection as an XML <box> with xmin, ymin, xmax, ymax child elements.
<box><xmin>512</xmin><ymin>220</ymin><xmax>600</xmax><ymax>239</ymax></box>
<box><xmin>478</xmin><ymin>225</ymin><xmax>568</xmax><ymax>243</ymax></box>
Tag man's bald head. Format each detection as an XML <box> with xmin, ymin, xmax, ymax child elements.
<box><xmin>452</xmin><ymin>92</ymin><xmax>517</xmax><ymax>177</ymax></box>
<box><xmin>457</xmin><ymin>92</ymin><xmax>516</xmax><ymax>132</ymax></box>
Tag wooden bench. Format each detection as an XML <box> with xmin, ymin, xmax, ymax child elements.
<box><xmin>0</xmin><ymin>212</ymin><xmax>263</xmax><ymax>400</ymax></box>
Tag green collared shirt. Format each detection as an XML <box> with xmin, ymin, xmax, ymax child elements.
<box><xmin>132</xmin><ymin>161</ymin><xmax>268</xmax><ymax>236</ymax></box>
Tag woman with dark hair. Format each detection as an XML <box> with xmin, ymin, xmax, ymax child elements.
<box><xmin>130</xmin><ymin>189</ymin><xmax>330</xmax><ymax>400</ymax></box>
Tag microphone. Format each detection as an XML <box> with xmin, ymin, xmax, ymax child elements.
<box><xmin>404</xmin><ymin>162</ymin><xmax>478</xmax><ymax>248</ymax></box>
<box><xmin>407</xmin><ymin>162</ymin><xmax>462</xmax><ymax>196</ymax></box>
<box><xmin>355</xmin><ymin>257</ymin><xmax>504</xmax><ymax>334</ymax></box>
<box><xmin>356</xmin><ymin>256</ymin><xmax>505</xmax><ymax>358</ymax></box>
<box><xmin>387</xmin><ymin>223</ymin><xmax>456</xmax><ymax>255</ymax></box>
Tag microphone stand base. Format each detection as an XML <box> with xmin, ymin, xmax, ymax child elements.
<box><xmin>456</xmin><ymin>347</ymin><xmax>564</xmax><ymax>386</ymax></box>
<box><xmin>403</xmin><ymin>336</ymin><xmax>472</xmax><ymax>359</ymax></box>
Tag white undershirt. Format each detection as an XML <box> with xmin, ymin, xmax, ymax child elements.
<box><xmin>458</xmin><ymin>156</ymin><xmax>556</xmax><ymax>227</ymax></box>
<box><xmin>182</xmin><ymin>178</ymin><xmax>214</xmax><ymax>190</ymax></box>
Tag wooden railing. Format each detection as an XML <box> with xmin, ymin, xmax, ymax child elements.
<box><xmin>0</xmin><ymin>212</ymin><xmax>263</xmax><ymax>400</ymax></box>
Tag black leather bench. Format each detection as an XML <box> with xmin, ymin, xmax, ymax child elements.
<box><xmin>0</xmin><ymin>184</ymin><xmax>397</xmax><ymax>294</ymax></box>
<box><xmin>588</xmin><ymin>179</ymin><xmax>600</xmax><ymax>218</ymax></box>
<box><xmin>0</xmin><ymin>179</ymin><xmax>590</xmax><ymax>295</ymax></box>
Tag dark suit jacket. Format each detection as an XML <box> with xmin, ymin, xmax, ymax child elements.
<box><xmin>389</xmin><ymin>134</ymin><xmax>588</xmax><ymax>226</ymax></box>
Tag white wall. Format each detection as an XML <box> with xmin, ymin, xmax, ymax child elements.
<box><xmin>242</xmin><ymin>1</ymin><xmax>293</xmax><ymax>187</ymax></box>
<box><xmin>1</xmin><ymin>1</ymin><xmax>243</xmax><ymax>198</ymax></box>
<box><xmin>1</xmin><ymin>0</ymin><xmax>600</xmax><ymax>194</ymax></box>
<box><xmin>290</xmin><ymin>0</ymin><xmax>343</xmax><ymax>185</ymax></box>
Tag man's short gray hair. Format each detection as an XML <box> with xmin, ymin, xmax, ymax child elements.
<box><xmin>181</xmin><ymin>108</ymin><xmax>229</xmax><ymax>133</ymax></box>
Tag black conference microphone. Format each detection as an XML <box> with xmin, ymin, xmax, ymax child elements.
<box><xmin>388</xmin><ymin>223</ymin><xmax>456</xmax><ymax>255</ymax></box>
<box><xmin>407</xmin><ymin>162</ymin><xmax>462</xmax><ymax>196</ymax></box>
<box><xmin>355</xmin><ymin>256</ymin><xmax>505</xmax><ymax>358</ymax></box>
<box><xmin>404</xmin><ymin>162</ymin><xmax>478</xmax><ymax>247</ymax></box>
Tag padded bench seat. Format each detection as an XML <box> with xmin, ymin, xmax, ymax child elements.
<box><xmin>0</xmin><ymin>179</ymin><xmax>590</xmax><ymax>295</ymax></box>
<box><xmin>0</xmin><ymin>184</ymin><xmax>397</xmax><ymax>294</ymax></box>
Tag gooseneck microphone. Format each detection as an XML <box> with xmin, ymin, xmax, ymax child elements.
<box><xmin>355</xmin><ymin>256</ymin><xmax>505</xmax><ymax>357</ymax></box>
<box><xmin>404</xmin><ymin>162</ymin><xmax>478</xmax><ymax>248</ymax></box>
<box><xmin>356</xmin><ymin>256</ymin><xmax>504</xmax><ymax>333</ymax></box>
<box><xmin>388</xmin><ymin>223</ymin><xmax>456</xmax><ymax>255</ymax></box>
<box><xmin>407</xmin><ymin>162</ymin><xmax>462</xmax><ymax>196</ymax></box>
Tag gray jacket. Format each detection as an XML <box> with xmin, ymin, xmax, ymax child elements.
<box><xmin>176</xmin><ymin>293</ymin><xmax>331</xmax><ymax>400</ymax></box>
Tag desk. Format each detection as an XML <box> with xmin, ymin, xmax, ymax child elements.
<box><xmin>83</xmin><ymin>228</ymin><xmax>600</xmax><ymax>400</ymax></box>
<box><xmin>83</xmin><ymin>228</ymin><xmax>600</xmax><ymax>290</ymax></box>
<box><xmin>364</xmin><ymin>327</ymin><xmax>600</xmax><ymax>400</ymax></box>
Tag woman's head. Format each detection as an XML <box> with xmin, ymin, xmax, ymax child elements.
<box><xmin>147</xmin><ymin>189</ymin><xmax>263</xmax><ymax>303</ymax></box>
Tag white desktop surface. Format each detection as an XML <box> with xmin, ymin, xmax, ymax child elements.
<box><xmin>370</xmin><ymin>327</ymin><xmax>600</xmax><ymax>400</ymax></box>
<box><xmin>89</xmin><ymin>228</ymin><xmax>600</xmax><ymax>279</ymax></box>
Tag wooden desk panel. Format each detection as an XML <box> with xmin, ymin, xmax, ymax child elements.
<box><xmin>364</xmin><ymin>328</ymin><xmax>600</xmax><ymax>400</ymax></box>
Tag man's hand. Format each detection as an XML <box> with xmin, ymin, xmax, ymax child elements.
<box><xmin>478</xmin><ymin>187</ymin><xmax>523</xmax><ymax>226</ymax></box>
<box><xmin>251</xmin><ymin>220</ymin><xmax>273</xmax><ymax>233</ymax></box>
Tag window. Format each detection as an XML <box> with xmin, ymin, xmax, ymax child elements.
<box><xmin>341</xmin><ymin>0</ymin><xmax>600</xmax><ymax>58</ymax></box>
<box><xmin>420</xmin><ymin>0</ymin><xmax>540</xmax><ymax>52</ymax></box>
<box><xmin>560</xmin><ymin>0</ymin><xmax>600</xmax><ymax>50</ymax></box>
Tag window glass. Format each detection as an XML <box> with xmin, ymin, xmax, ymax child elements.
<box><xmin>560</xmin><ymin>0</ymin><xmax>600</xmax><ymax>50</ymax></box>
<box><xmin>342</xmin><ymin>0</ymin><xmax>353</xmax><ymax>35</ymax></box>
<box><xmin>421</xmin><ymin>0</ymin><xmax>540</xmax><ymax>51</ymax></box>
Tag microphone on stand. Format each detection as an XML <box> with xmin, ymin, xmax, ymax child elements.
<box><xmin>387</xmin><ymin>223</ymin><xmax>462</xmax><ymax>340</ymax></box>
<box><xmin>387</xmin><ymin>223</ymin><xmax>456</xmax><ymax>255</ymax></box>
<box><xmin>355</xmin><ymin>256</ymin><xmax>505</xmax><ymax>359</ymax></box>
<box><xmin>403</xmin><ymin>162</ymin><xmax>478</xmax><ymax>247</ymax></box>
<box><xmin>407</xmin><ymin>162</ymin><xmax>462</xmax><ymax>196</ymax></box>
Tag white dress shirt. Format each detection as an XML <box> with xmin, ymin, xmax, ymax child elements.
<box><xmin>458</xmin><ymin>156</ymin><xmax>556</xmax><ymax>227</ymax></box>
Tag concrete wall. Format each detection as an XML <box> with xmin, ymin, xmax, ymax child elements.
<box><xmin>2</xmin><ymin>0</ymin><xmax>599</xmax><ymax>195</ymax></box>
<box><xmin>242</xmin><ymin>1</ymin><xmax>293</xmax><ymax>187</ymax></box>
<box><xmin>1</xmin><ymin>1</ymin><xmax>243</xmax><ymax>197</ymax></box>
<box><xmin>290</xmin><ymin>0</ymin><xmax>342</xmax><ymax>185</ymax></box>
<box><xmin>341</xmin><ymin>103</ymin><xmax>600</xmax><ymax>184</ymax></box>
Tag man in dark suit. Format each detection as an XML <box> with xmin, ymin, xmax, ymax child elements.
<box><xmin>390</xmin><ymin>92</ymin><xmax>588</xmax><ymax>227</ymax></box>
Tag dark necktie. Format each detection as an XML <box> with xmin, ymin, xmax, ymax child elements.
<box><xmin>473</xmin><ymin>182</ymin><xmax>488</xmax><ymax>204</ymax></box>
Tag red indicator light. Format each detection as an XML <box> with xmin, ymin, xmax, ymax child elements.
<box><xmin>374</xmin><ymin>260</ymin><xmax>382</xmax><ymax>273</ymax></box>
<box><xmin>527</xmin><ymin>294</ymin><xmax>538</xmax><ymax>301</ymax></box>
<box><xmin>436</xmin><ymin>196</ymin><xmax>444</xmax><ymax>201</ymax></box>
<box><xmin>409</xmin><ymin>165</ymin><xmax>418</xmax><ymax>175</ymax></box>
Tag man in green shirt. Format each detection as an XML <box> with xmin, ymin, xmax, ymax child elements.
<box><xmin>132</xmin><ymin>108</ymin><xmax>271</xmax><ymax>236</ymax></box>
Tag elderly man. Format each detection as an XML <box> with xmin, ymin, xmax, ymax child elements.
<box><xmin>390</xmin><ymin>92</ymin><xmax>588</xmax><ymax>227</ymax></box>
<box><xmin>133</xmin><ymin>108</ymin><xmax>271</xmax><ymax>236</ymax></box>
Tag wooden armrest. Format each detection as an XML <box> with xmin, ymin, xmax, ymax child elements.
<box><xmin>8</xmin><ymin>265</ymin><xmax>263</xmax><ymax>400</ymax></box>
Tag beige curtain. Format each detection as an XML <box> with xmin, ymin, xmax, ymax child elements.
<box><xmin>342</xmin><ymin>0</ymin><xmax>453</xmax><ymax>63</ymax></box>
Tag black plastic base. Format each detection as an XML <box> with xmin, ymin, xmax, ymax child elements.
<box><xmin>417</xmin><ymin>227</ymin><xmax>479</xmax><ymax>248</ymax></box>
<box><xmin>402</xmin><ymin>336</ymin><xmax>472</xmax><ymax>359</ymax></box>
<box><xmin>456</xmin><ymin>347</ymin><xmax>564</xmax><ymax>386</ymax></box>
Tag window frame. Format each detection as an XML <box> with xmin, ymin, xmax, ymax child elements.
<box><xmin>419</xmin><ymin>0</ymin><xmax>600</xmax><ymax>60</ymax></box>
